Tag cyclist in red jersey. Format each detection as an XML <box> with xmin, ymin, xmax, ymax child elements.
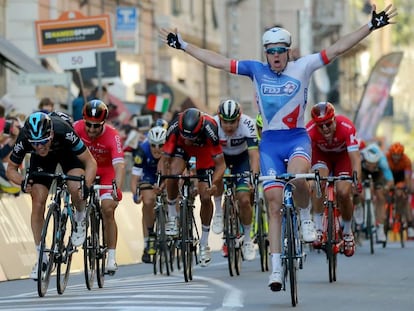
<box><xmin>306</xmin><ymin>102</ymin><xmax>361</xmax><ymax>257</ymax></box>
<box><xmin>386</xmin><ymin>142</ymin><xmax>414</xmax><ymax>238</ymax></box>
<box><xmin>74</xmin><ymin>100</ymin><xmax>125</xmax><ymax>274</ymax></box>
<box><xmin>159</xmin><ymin>108</ymin><xmax>226</xmax><ymax>267</ymax></box>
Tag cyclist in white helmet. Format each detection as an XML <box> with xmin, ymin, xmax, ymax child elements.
<box><xmin>359</xmin><ymin>142</ymin><xmax>394</xmax><ymax>242</ymax></box>
<box><xmin>130</xmin><ymin>125</ymin><xmax>167</xmax><ymax>263</ymax></box>
<box><xmin>160</xmin><ymin>3</ymin><xmax>397</xmax><ymax>291</ymax></box>
<box><xmin>211</xmin><ymin>99</ymin><xmax>260</xmax><ymax>261</ymax></box>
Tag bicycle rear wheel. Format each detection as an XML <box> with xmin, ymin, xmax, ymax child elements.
<box><xmin>286</xmin><ymin>208</ymin><xmax>298</xmax><ymax>307</ymax></box>
<box><xmin>96</xmin><ymin>211</ymin><xmax>106</xmax><ymax>288</ymax></box>
<box><xmin>383</xmin><ymin>204</ymin><xmax>392</xmax><ymax>248</ymax></box>
<box><xmin>224</xmin><ymin>197</ymin><xmax>236</xmax><ymax>277</ymax></box>
<box><xmin>180</xmin><ymin>199</ymin><xmax>193</xmax><ymax>282</ymax></box>
<box><xmin>57</xmin><ymin>207</ymin><xmax>73</xmax><ymax>295</ymax></box>
<box><xmin>84</xmin><ymin>208</ymin><xmax>97</xmax><ymax>290</ymax></box>
<box><xmin>37</xmin><ymin>205</ymin><xmax>58</xmax><ymax>297</ymax></box>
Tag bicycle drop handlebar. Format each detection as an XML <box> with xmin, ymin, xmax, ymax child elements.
<box><xmin>156</xmin><ymin>170</ymin><xmax>213</xmax><ymax>189</ymax></box>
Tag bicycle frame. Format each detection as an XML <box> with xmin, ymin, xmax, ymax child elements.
<box><xmin>158</xmin><ymin>170</ymin><xmax>212</xmax><ymax>282</ymax></box>
<box><xmin>259</xmin><ymin>172</ymin><xmax>320</xmax><ymax>307</ymax></box>
<box><xmin>319</xmin><ymin>174</ymin><xmax>355</xmax><ymax>283</ymax></box>
<box><xmin>84</xmin><ymin>178</ymin><xmax>116</xmax><ymax>290</ymax></box>
<box><xmin>27</xmin><ymin>171</ymin><xmax>85</xmax><ymax>297</ymax></box>
<box><xmin>222</xmin><ymin>171</ymin><xmax>250</xmax><ymax>277</ymax></box>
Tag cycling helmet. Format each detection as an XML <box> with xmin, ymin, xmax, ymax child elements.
<box><xmin>83</xmin><ymin>99</ymin><xmax>108</xmax><ymax>123</ymax></box>
<box><xmin>311</xmin><ymin>102</ymin><xmax>335</xmax><ymax>124</ymax></box>
<box><xmin>25</xmin><ymin>112</ymin><xmax>53</xmax><ymax>142</ymax></box>
<box><xmin>153</xmin><ymin>118</ymin><xmax>169</xmax><ymax>129</ymax></box>
<box><xmin>389</xmin><ymin>142</ymin><xmax>404</xmax><ymax>155</ymax></box>
<box><xmin>256</xmin><ymin>114</ymin><xmax>263</xmax><ymax>128</ymax></box>
<box><xmin>178</xmin><ymin>108</ymin><xmax>205</xmax><ymax>140</ymax></box>
<box><xmin>361</xmin><ymin>145</ymin><xmax>381</xmax><ymax>163</ymax></box>
<box><xmin>148</xmin><ymin>126</ymin><xmax>167</xmax><ymax>145</ymax></box>
<box><xmin>262</xmin><ymin>27</ymin><xmax>292</xmax><ymax>47</ymax></box>
<box><xmin>218</xmin><ymin>99</ymin><xmax>241</xmax><ymax>121</ymax></box>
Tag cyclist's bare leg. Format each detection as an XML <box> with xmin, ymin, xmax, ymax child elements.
<box><xmin>237</xmin><ymin>190</ymin><xmax>253</xmax><ymax>238</ymax></box>
<box><xmin>266</xmin><ymin>187</ymin><xmax>283</xmax><ymax>255</ymax></box>
<box><xmin>142</xmin><ymin>189</ymin><xmax>156</xmax><ymax>237</ymax></box>
<box><xmin>289</xmin><ymin>157</ymin><xmax>311</xmax><ymax>209</ymax></box>
<box><xmin>30</xmin><ymin>184</ymin><xmax>49</xmax><ymax>245</ymax></box>
<box><xmin>311</xmin><ymin>167</ymin><xmax>329</xmax><ymax>231</ymax></box>
<box><xmin>336</xmin><ymin>180</ymin><xmax>353</xmax><ymax>233</ymax></box>
<box><xmin>67</xmin><ymin>168</ymin><xmax>87</xmax><ymax>213</ymax></box>
<box><xmin>101</xmin><ymin>199</ymin><xmax>118</xmax><ymax>249</ymax></box>
<box><xmin>166</xmin><ymin>157</ymin><xmax>186</xmax><ymax>217</ymax></box>
<box><xmin>198</xmin><ymin>180</ymin><xmax>213</xmax><ymax>246</ymax></box>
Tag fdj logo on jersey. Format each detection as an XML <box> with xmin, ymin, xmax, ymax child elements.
<box><xmin>261</xmin><ymin>81</ymin><xmax>298</xmax><ymax>96</ymax></box>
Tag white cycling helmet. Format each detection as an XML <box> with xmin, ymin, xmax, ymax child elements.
<box><xmin>147</xmin><ymin>126</ymin><xmax>166</xmax><ymax>145</ymax></box>
<box><xmin>262</xmin><ymin>27</ymin><xmax>292</xmax><ymax>47</ymax></box>
<box><xmin>361</xmin><ymin>145</ymin><xmax>381</xmax><ymax>163</ymax></box>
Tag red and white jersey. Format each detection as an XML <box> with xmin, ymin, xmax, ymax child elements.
<box><xmin>306</xmin><ymin>115</ymin><xmax>359</xmax><ymax>153</ymax></box>
<box><xmin>74</xmin><ymin>120</ymin><xmax>124</xmax><ymax>178</ymax></box>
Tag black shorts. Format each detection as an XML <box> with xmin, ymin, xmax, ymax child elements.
<box><xmin>29</xmin><ymin>150</ymin><xmax>84</xmax><ymax>188</ymax></box>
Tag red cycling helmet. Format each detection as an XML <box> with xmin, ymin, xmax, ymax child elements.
<box><xmin>83</xmin><ymin>99</ymin><xmax>109</xmax><ymax>123</ymax></box>
<box><xmin>311</xmin><ymin>102</ymin><xmax>335</xmax><ymax>124</ymax></box>
<box><xmin>389</xmin><ymin>142</ymin><xmax>404</xmax><ymax>155</ymax></box>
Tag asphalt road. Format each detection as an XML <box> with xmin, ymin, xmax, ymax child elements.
<box><xmin>0</xmin><ymin>237</ymin><xmax>413</xmax><ymax>310</ymax></box>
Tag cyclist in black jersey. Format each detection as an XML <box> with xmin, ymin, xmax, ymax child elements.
<box><xmin>6</xmin><ymin>112</ymin><xmax>97</xmax><ymax>279</ymax></box>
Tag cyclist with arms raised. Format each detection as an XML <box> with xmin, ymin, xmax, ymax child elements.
<box><xmin>6</xmin><ymin>112</ymin><xmax>97</xmax><ymax>279</ymax></box>
<box><xmin>159</xmin><ymin>108</ymin><xmax>226</xmax><ymax>267</ymax></box>
<box><xmin>160</xmin><ymin>3</ymin><xmax>397</xmax><ymax>290</ymax></box>
<box><xmin>306</xmin><ymin>102</ymin><xmax>361</xmax><ymax>257</ymax></box>
<box><xmin>74</xmin><ymin>100</ymin><xmax>125</xmax><ymax>274</ymax></box>
<box><xmin>211</xmin><ymin>99</ymin><xmax>260</xmax><ymax>261</ymax></box>
<box><xmin>386</xmin><ymin>142</ymin><xmax>414</xmax><ymax>238</ymax></box>
<box><xmin>130</xmin><ymin>125</ymin><xmax>167</xmax><ymax>263</ymax></box>
<box><xmin>360</xmin><ymin>142</ymin><xmax>394</xmax><ymax>242</ymax></box>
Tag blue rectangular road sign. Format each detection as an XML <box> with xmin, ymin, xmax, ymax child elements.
<box><xmin>116</xmin><ymin>7</ymin><xmax>137</xmax><ymax>31</ymax></box>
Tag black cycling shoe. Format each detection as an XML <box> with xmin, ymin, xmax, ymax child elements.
<box><xmin>141</xmin><ymin>249</ymin><xmax>152</xmax><ymax>264</ymax></box>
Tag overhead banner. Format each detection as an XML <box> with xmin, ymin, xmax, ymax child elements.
<box><xmin>353</xmin><ymin>52</ymin><xmax>403</xmax><ymax>141</ymax></box>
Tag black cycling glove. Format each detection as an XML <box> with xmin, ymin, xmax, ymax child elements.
<box><xmin>167</xmin><ymin>32</ymin><xmax>188</xmax><ymax>50</ymax></box>
<box><xmin>369</xmin><ymin>9</ymin><xmax>390</xmax><ymax>30</ymax></box>
<box><xmin>82</xmin><ymin>183</ymin><xmax>90</xmax><ymax>200</ymax></box>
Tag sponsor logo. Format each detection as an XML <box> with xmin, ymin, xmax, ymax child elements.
<box><xmin>261</xmin><ymin>81</ymin><xmax>298</xmax><ymax>96</ymax></box>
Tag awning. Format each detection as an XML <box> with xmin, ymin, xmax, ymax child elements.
<box><xmin>0</xmin><ymin>36</ymin><xmax>46</xmax><ymax>73</ymax></box>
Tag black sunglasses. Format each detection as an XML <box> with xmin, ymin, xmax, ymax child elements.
<box><xmin>151</xmin><ymin>143</ymin><xmax>164</xmax><ymax>148</ymax></box>
<box><xmin>29</xmin><ymin>136</ymin><xmax>51</xmax><ymax>146</ymax></box>
<box><xmin>317</xmin><ymin>120</ymin><xmax>334</xmax><ymax>129</ymax></box>
<box><xmin>85</xmin><ymin>121</ymin><xmax>103</xmax><ymax>129</ymax></box>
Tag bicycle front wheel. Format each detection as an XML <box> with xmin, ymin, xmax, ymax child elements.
<box><xmin>286</xmin><ymin>208</ymin><xmax>298</xmax><ymax>307</ymax></box>
<box><xmin>326</xmin><ymin>202</ymin><xmax>337</xmax><ymax>283</ymax></box>
<box><xmin>365</xmin><ymin>200</ymin><xmax>375</xmax><ymax>254</ymax></box>
<box><xmin>256</xmin><ymin>198</ymin><xmax>269</xmax><ymax>272</ymax></box>
<box><xmin>56</xmin><ymin>207</ymin><xmax>73</xmax><ymax>295</ymax></box>
<box><xmin>84</xmin><ymin>208</ymin><xmax>97</xmax><ymax>290</ymax></box>
<box><xmin>96</xmin><ymin>210</ymin><xmax>106</xmax><ymax>288</ymax></box>
<box><xmin>224</xmin><ymin>197</ymin><xmax>236</xmax><ymax>277</ymax></box>
<box><xmin>180</xmin><ymin>199</ymin><xmax>192</xmax><ymax>282</ymax></box>
<box><xmin>154</xmin><ymin>206</ymin><xmax>170</xmax><ymax>276</ymax></box>
<box><xmin>37</xmin><ymin>204</ymin><xmax>58</xmax><ymax>297</ymax></box>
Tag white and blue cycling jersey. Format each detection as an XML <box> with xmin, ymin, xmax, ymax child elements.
<box><xmin>229</xmin><ymin>51</ymin><xmax>330</xmax><ymax>188</ymax></box>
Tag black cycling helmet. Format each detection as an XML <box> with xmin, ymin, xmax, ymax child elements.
<box><xmin>25</xmin><ymin>112</ymin><xmax>53</xmax><ymax>142</ymax></box>
<box><xmin>83</xmin><ymin>99</ymin><xmax>108</xmax><ymax>123</ymax></box>
<box><xmin>178</xmin><ymin>108</ymin><xmax>205</xmax><ymax>140</ymax></box>
<box><xmin>218</xmin><ymin>99</ymin><xmax>241</xmax><ymax>121</ymax></box>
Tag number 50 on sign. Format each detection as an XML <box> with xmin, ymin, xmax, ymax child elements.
<box><xmin>57</xmin><ymin>50</ymin><xmax>96</xmax><ymax>70</ymax></box>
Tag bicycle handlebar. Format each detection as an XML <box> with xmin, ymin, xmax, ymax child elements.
<box><xmin>156</xmin><ymin>170</ymin><xmax>213</xmax><ymax>188</ymax></box>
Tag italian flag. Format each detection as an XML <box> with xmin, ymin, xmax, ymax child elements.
<box><xmin>146</xmin><ymin>94</ymin><xmax>170</xmax><ymax>113</ymax></box>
